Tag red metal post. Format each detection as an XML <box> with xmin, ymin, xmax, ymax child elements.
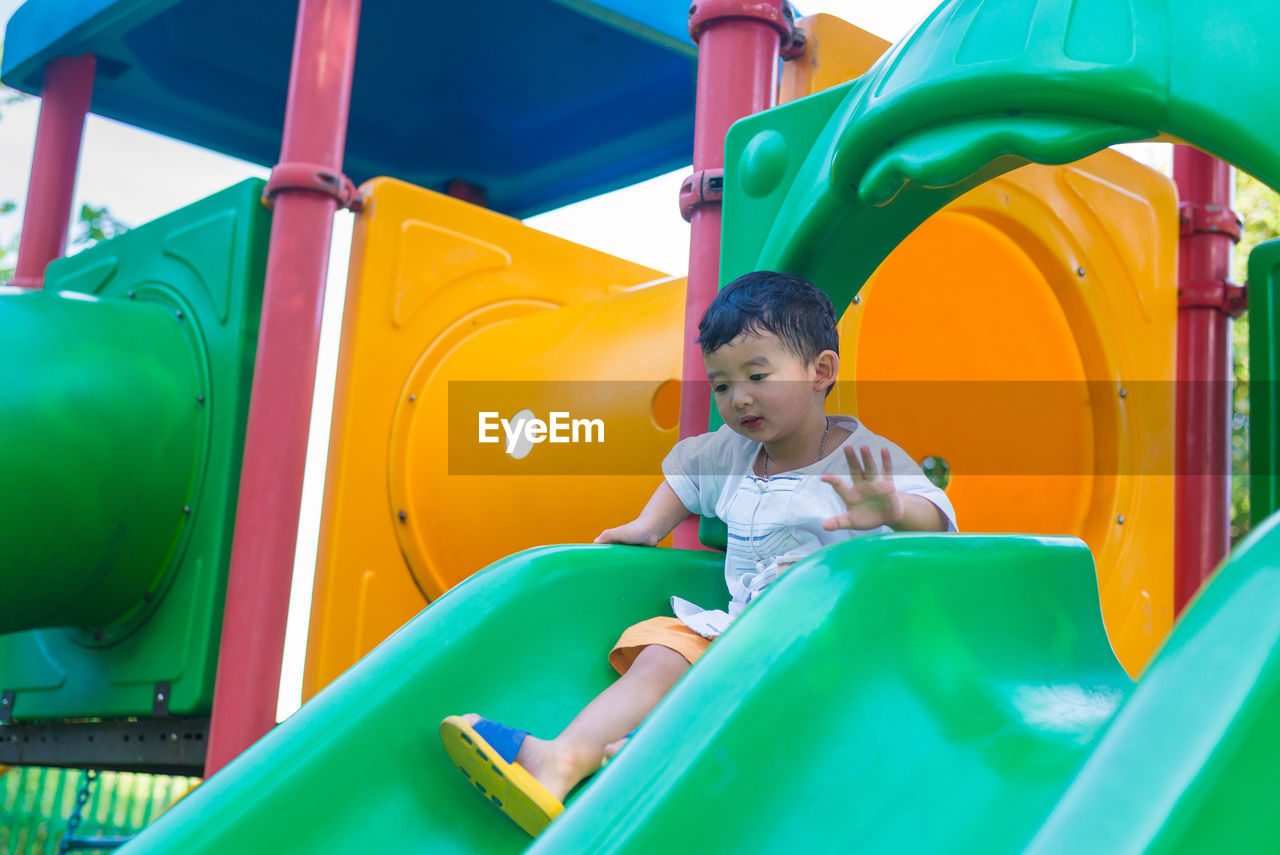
<box><xmin>11</xmin><ymin>54</ymin><xmax>96</xmax><ymax>290</ymax></box>
<box><xmin>674</xmin><ymin>1</ymin><xmax>792</xmax><ymax>548</ymax></box>
<box><xmin>205</xmin><ymin>0</ymin><xmax>362</xmax><ymax>775</ymax></box>
<box><xmin>1172</xmin><ymin>146</ymin><xmax>1243</xmax><ymax>614</ymax></box>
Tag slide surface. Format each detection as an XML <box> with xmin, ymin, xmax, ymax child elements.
<box><xmin>118</xmin><ymin>523</ymin><xmax>1280</xmax><ymax>853</ymax></box>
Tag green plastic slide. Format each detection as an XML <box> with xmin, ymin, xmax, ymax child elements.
<box><xmin>117</xmin><ymin>520</ymin><xmax>1280</xmax><ymax>853</ymax></box>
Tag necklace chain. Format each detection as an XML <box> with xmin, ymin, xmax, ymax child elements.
<box><xmin>762</xmin><ymin>417</ymin><xmax>830</xmax><ymax>478</ymax></box>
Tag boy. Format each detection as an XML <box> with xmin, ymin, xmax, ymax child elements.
<box><xmin>441</xmin><ymin>271</ymin><xmax>957</xmax><ymax>836</ymax></box>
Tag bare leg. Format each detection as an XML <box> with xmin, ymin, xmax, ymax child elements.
<box><xmin>461</xmin><ymin>644</ymin><xmax>688</xmax><ymax>801</ymax></box>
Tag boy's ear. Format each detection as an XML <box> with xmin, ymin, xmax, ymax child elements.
<box><xmin>813</xmin><ymin>349</ymin><xmax>840</xmax><ymax>391</ymax></box>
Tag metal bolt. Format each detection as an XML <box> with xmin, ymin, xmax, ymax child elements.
<box><xmin>197</xmin><ymin>394</ymin><xmax>205</xmax><ymax>404</ymax></box>
<box><xmin>175</xmin><ymin>309</ymin><xmax>184</xmax><ymax>320</ymax></box>
<box><xmin>1119</xmin><ymin>388</ymin><xmax>1128</xmax><ymax>398</ymax></box>
<box><xmin>127</xmin><ymin>290</ymin><xmax>136</xmax><ymax>299</ymax></box>
<box><xmin>409</xmin><ymin>394</ymin><xmax>416</xmax><ymax>402</ymax></box>
<box><xmin>1117</xmin><ymin>515</ymin><xmax>1126</xmax><ymax>525</ymax></box>
<box><xmin>1076</xmin><ymin>267</ymin><xmax>1086</xmax><ymax>277</ymax></box>
<box><xmin>852</xmin><ymin>295</ymin><xmax>862</xmax><ymax>304</ymax></box>
<box><xmin>183</xmin><ymin>505</ymin><xmax>191</xmax><ymax>514</ymax></box>
<box><xmin>398</xmin><ymin>510</ymin><xmax>407</xmax><ymax>523</ymax></box>
<box><xmin>156</xmin><ymin>691</ymin><xmax>166</xmax><ymax>702</ymax></box>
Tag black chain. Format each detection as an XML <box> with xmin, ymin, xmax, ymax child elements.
<box><xmin>57</xmin><ymin>769</ymin><xmax>99</xmax><ymax>854</ymax></box>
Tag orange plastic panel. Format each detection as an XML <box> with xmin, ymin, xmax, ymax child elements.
<box><xmin>837</xmin><ymin>151</ymin><xmax>1177</xmax><ymax>675</ymax></box>
<box><xmin>779</xmin><ymin>14</ymin><xmax>891</xmax><ymax>103</ymax></box>
<box><xmin>303</xmin><ymin>179</ymin><xmax>674</xmax><ymax>698</ymax></box>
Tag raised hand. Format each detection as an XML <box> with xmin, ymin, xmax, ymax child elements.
<box><xmin>820</xmin><ymin>445</ymin><xmax>905</xmax><ymax>531</ymax></box>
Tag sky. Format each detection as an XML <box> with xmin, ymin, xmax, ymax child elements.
<box><xmin>0</xmin><ymin>0</ymin><xmax>1172</xmax><ymax>720</ymax></box>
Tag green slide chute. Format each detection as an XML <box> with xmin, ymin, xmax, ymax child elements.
<box><xmin>116</xmin><ymin>521</ymin><xmax>1280</xmax><ymax>853</ymax></box>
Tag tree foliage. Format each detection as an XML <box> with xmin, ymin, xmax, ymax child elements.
<box><xmin>1229</xmin><ymin>172</ymin><xmax>1280</xmax><ymax>542</ymax></box>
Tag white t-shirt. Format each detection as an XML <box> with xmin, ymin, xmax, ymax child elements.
<box><xmin>662</xmin><ymin>415</ymin><xmax>958</xmax><ymax>637</ymax></box>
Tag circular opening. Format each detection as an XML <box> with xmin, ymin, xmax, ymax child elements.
<box><xmin>651</xmin><ymin>379</ymin><xmax>681</xmax><ymax>431</ymax></box>
<box><xmin>920</xmin><ymin>456</ymin><xmax>950</xmax><ymax>491</ymax></box>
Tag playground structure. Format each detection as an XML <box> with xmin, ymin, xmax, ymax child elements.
<box><xmin>0</xmin><ymin>0</ymin><xmax>1278</xmax><ymax>853</ymax></box>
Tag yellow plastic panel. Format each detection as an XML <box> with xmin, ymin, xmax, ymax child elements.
<box><xmin>303</xmin><ymin>179</ymin><xmax>674</xmax><ymax>698</ymax></box>
<box><xmin>836</xmin><ymin>150</ymin><xmax>1177</xmax><ymax>675</ymax></box>
<box><xmin>779</xmin><ymin>14</ymin><xmax>891</xmax><ymax>103</ymax></box>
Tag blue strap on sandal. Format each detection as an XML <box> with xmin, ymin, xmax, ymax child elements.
<box><xmin>472</xmin><ymin>718</ymin><xmax>529</xmax><ymax>764</ymax></box>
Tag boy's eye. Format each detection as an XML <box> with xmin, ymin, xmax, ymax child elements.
<box><xmin>749</xmin><ymin>373</ymin><xmax>767</xmax><ymax>382</ymax></box>
<box><xmin>713</xmin><ymin>383</ymin><xmax>729</xmax><ymax>394</ymax></box>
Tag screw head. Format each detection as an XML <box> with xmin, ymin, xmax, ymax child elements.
<box><xmin>197</xmin><ymin>394</ymin><xmax>205</xmax><ymax>404</ymax></box>
<box><xmin>1117</xmin><ymin>515</ymin><xmax>1126</xmax><ymax>525</ymax></box>
<box><xmin>175</xmin><ymin>309</ymin><xmax>184</xmax><ymax>320</ymax></box>
<box><xmin>127</xmin><ymin>290</ymin><xmax>136</xmax><ymax>299</ymax></box>
<box><xmin>409</xmin><ymin>394</ymin><xmax>416</xmax><ymax>402</ymax></box>
<box><xmin>183</xmin><ymin>505</ymin><xmax>192</xmax><ymax>514</ymax></box>
<box><xmin>1076</xmin><ymin>267</ymin><xmax>1086</xmax><ymax>277</ymax></box>
<box><xmin>398</xmin><ymin>510</ymin><xmax>407</xmax><ymax>523</ymax></box>
<box><xmin>1119</xmin><ymin>388</ymin><xmax>1128</xmax><ymax>399</ymax></box>
<box><xmin>852</xmin><ymin>295</ymin><xmax>862</xmax><ymax>304</ymax></box>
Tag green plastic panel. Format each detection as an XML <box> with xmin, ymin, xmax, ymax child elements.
<box><xmin>1249</xmin><ymin>240</ymin><xmax>1280</xmax><ymax>526</ymax></box>
<box><xmin>0</xmin><ymin>179</ymin><xmax>270</xmax><ymax>720</ymax></box>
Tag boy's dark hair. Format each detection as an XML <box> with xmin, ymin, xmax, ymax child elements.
<box><xmin>696</xmin><ymin>271</ymin><xmax>839</xmax><ymax>362</ymax></box>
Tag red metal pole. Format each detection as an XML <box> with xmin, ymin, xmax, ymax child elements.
<box><xmin>674</xmin><ymin>1</ymin><xmax>791</xmax><ymax>548</ymax></box>
<box><xmin>205</xmin><ymin>0</ymin><xmax>362</xmax><ymax>775</ymax></box>
<box><xmin>11</xmin><ymin>54</ymin><xmax>95</xmax><ymax>291</ymax></box>
<box><xmin>1172</xmin><ymin>146</ymin><xmax>1242</xmax><ymax>614</ymax></box>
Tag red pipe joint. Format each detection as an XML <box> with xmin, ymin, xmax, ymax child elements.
<box><xmin>680</xmin><ymin>168</ymin><xmax>725</xmax><ymax>222</ymax></box>
<box><xmin>688</xmin><ymin>0</ymin><xmax>797</xmax><ymax>51</ymax></box>
<box><xmin>1178</xmin><ymin>201</ymin><xmax>1242</xmax><ymax>241</ymax></box>
<box><xmin>264</xmin><ymin>162</ymin><xmax>362</xmax><ymax>211</ymax></box>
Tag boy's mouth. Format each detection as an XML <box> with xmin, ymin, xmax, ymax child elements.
<box><xmin>740</xmin><ymin>416</ymin><xmax>763</xmax><ymax>430</ymax></box>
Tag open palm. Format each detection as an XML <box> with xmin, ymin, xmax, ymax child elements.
<box><xmin>820</xmin><ymin>445</ymin><xmax>904</xmax><ymax>531</ymax></box>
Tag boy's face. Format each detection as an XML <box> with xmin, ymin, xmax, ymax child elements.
<box><xmin>703</xmin><ymin>330</ymin><xmax>832</xmax><ymax>444</ymax></box>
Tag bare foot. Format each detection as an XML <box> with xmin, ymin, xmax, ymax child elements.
<box><xmin>602</xmin><ymin>735</ymin><xmax>629</xmax><ymax>760</ymax></box>
<box><xmin>459</xmin><ymin>714</ymin><xmax>599</xmax><ymax>802</ymax></box>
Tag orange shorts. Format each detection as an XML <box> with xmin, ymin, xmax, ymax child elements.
<box><xmin>608</xmin><ymin>617</ymin><xmax>713</xmax><ymax>675</ymax></box>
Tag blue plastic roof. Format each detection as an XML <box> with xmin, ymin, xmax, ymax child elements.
<box><xmin>1</xmin><ymin>0</ymin><xmax>697</xmax><ymax>217</ymax></box>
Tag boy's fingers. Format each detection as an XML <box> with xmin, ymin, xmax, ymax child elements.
<box><xmin>880</xmin><ymin>448</ymin><xmax>894</xmax><ymax>479</ymax></box>
<box><xmin>860</xmin><ymin>445</ymin><xmax>876</xmax><ymax>479</ymax></box>
<box><xmin>821</xmin><ymin>474</ymin><xmax>853</xmax><ymax>502</ymax></box>
<box><xmin>844</xmin><ymin>445</ymin><xmax>864</xmax><ymax>480</ymax></box>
